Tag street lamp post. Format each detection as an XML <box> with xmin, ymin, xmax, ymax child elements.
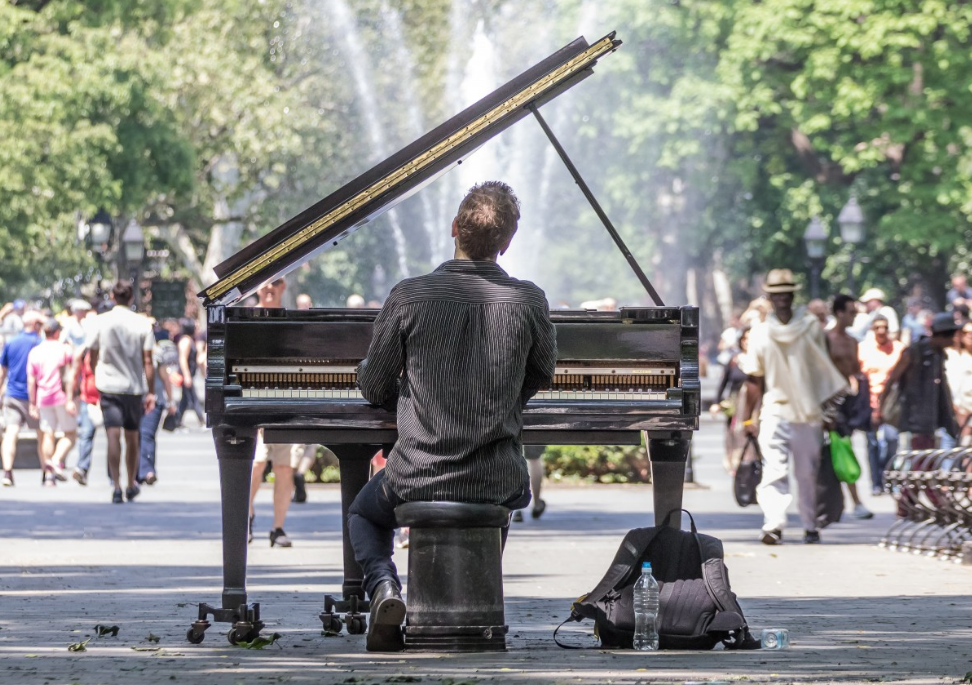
<box><xmin>77</xmin><ymin>209</ymin><xmax>114</xmax><ymax>303</ymax></box>
<box><xmin>803</xmin><ymin>216</ymin><xmax>827</xmax><ymax>299</ymax></box>
<box><xmin>121</xmin><ymin>219</ymin><xmax>146</xmax><ymax>309</ymax></box>
<box><xmin>837</xmin><ymin>195</ymin><xmax>865</xmax><ymax>296</ymax></box>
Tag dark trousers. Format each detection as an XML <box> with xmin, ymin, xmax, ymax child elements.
<box><xmin>178</xmin><ymin>381</ymin><xmax>204</xmax><ymax>426</ymax></box>
<box><xmin>139</xmin><ymin>397</ymin><xmax>165</xmax><ymax>480</ymax></box>
<box><xmin>348</xmin><ymin>470</ymin><xmax>530</xmax><ymax>598</ymax></box>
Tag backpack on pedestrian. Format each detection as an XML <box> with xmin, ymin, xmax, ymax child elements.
<box><xmin>554</xmin><ymin>509</ymin><xmax>760</xmax><ymax>650</ymax></box>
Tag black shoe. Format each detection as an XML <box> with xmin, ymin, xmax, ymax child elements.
<box><xmin>804</xmin><ymin>530</ymin><xmax>821</xmax><ymax>544</ymax></box>
<box><xmin>248</xmin><ymin>515</ymin><xmax>254</xmax><ymax>544</ymax></box>
<box><xmin>760</xmin><ymin>529</ymin><xmax>782</xmax><ymax>545</ymax></box>
<box><xmin>366</xmin><ymin>580</ymin><xmax>406</xmax><ymax>652</ymax></box>
<box><xmin>112</xmin><ymin>489</ymin><xmax>124</xmax><ymax>504</ymax></box>
<box><xmin>293</xmin><ymin>473</ymin><xmax>307</xmax><ymax>503</ymax></box>
<box><xmin>270</xmin><ymin>528</ymin><xmax>292</xmax><ymax>548</ymax></box>
<box><xmin>531</xmin><ymin>499</ymin><xmax>547</xmax><ymax>519</ymax></box>
<box><xmin>512</xmin><ymin>510</ymin><xmax>523</xmax><ymax>523</ymax></box>
<box><xmin>125</xmin><ymin>484</ymin><xmax>140</xmax><ymax>502</ymax></box>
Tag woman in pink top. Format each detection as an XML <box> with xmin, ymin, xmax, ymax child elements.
<box><xmin>26</xmin><ymin>319</ymin><xmax>77</xmax><ymax>486</ymax></box>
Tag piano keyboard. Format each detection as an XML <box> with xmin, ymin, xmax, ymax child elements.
<box><xmin>239</xmin><ymin>388</ymin><xmax>665</xmax><ymax>402</ymax></box>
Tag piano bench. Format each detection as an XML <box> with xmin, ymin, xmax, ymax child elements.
<box><xmin>394</xmin><ymin>501</ymin><xmax>510</xmax><ymax>652</ymax></box>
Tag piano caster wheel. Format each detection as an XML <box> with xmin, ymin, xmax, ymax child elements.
<box><xmin>345</xmin><ymin>615</ymin><xmax>367</xmax><ymax>635</ymax></box>
<box><xmin>227</xmin><ymin>621</ymin><xmax>263</xmax><ymax>645</ymax></box>
<box><xmin>320</xmin><ymin>613</ymin><xmax>343</xmax><ymax>635</ymax></box>
<box><xmin>186</xmin><ymin>619</ymin><xmax>210</xmax><ymax>644</ymax></box>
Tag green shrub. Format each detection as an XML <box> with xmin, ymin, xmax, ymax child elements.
<box><xmin>542</xmin><ymin>442</ymin><xmax>651</xmax><ymax>484</ymax></box>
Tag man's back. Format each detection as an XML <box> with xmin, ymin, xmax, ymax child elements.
<box><xmin>358</xmin><ymin>260</ymin><xmax>557</xmax><ymax>503</ymax></box>
<box><xmin>0</xmin><ymin>331</ymin><xmax>41</xmax><ymax>400</ymax></box>
<box><xmin>87</xmin><ymin>306</ymin><xmax>153</xmax><ymax>395</ymax></box>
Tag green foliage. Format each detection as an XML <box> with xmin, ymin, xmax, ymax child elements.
<box><xmin>543</xmin><ymin>444</ymin><xmax>651</xmax><ymax>484</ymax></box>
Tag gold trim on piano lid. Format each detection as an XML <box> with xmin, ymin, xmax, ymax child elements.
<box><xmin>202</xmin><ymin>34</ymin><xmax>619</xmax><ymax>302</ymax></box>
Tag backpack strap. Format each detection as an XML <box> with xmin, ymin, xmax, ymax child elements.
<box><xmin>660</xmin><ymin>507</ymin><xmax>698</xmax><ymax>534</ymax></box>
<box><xmin>553</xmin><ymin>614</ymin><xmax>591</xmax><ymax>650</ymax></box>
<box><xmin>582</xmin><ymin>526</ymin><xmax>664</xmax><ymax>604</ymax></box>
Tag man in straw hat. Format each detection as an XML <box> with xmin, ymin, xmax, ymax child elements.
<box><xmin>738</xmin><ymin>269</ymin><xmax>849</xmax><ymax>545</ymax></box>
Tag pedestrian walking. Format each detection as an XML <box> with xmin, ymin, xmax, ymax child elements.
<box><xmin>175</xmin><ymin>318</ymin><xmax>204</xmax><ymax>428</ymax></box>
<box><xmin>858</xmin><ymin>315</ymin><xmax>904</xmax><ymax>494</ymax></box>
<box><xmin>71</xmin><ymin>343</ymin><xmax>101</xmax><ymax>486</ymax></box>
<box><xmin>0</xmin><ymin>311</ymin><xmax>45</xmax><ymax>486</ymax></box>
<box><xmin>738</xmin><ymin>269</ymin><xmax>848</xmax><ymax>545</ymax></box>
<box><xmin>26</xmin><ymin>318</ymin><xmax>77</xmax><ymax>486</ymax></box>
<box><xmin>945</xmin><ymin>320</ymin><xmax>972</xmax><ymax>446</ymax></box>
<box><xmin>880</xmin><ymin>313</ymin><xmax>959</xmax><ymax>450</ymax></box>
<box><xmin>823</xmin><ymin>294</ymin><xmax>872</xmax><ymax>520</ymax></box>
<box><xmin>82</xmin><ymin>281</ymin><xmax>155</xmax><ymax>503</ymax></box>
<box><xmin>247</xmin><ymin>278</ymin><xmax>299</xmax><ymax>547</ymax></box>
<box><xmin>138</xmin><ymin>326</ymin><xmax>178</xmax><ymax>484</ymax></box>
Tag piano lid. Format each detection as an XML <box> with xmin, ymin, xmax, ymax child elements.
<box><xmin>201</xmin><ymin>32</ymin><xmax>621</xmax><ymax>306</ymax></box>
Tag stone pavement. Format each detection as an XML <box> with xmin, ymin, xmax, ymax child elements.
<box><xmin>0</xmin><ymin>417</ymin><xmax>970</xmax><ymax>685</ymax></box>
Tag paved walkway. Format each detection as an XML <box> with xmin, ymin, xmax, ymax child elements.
<box><xmin>0</xmin><ymin>417</ymin><xmax>969</xmax><ymax>684</ymax></box>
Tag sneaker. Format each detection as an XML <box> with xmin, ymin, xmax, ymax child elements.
<box><xmin>531</xmin><ymin>499</ymin><xmax>547</xmax><ymax>519</ymax></box>
<box><xmin>270</xmin><ymin>528</ymin><xmax>292</xmax><ymax>548</ymax></box>
<box><xmin>760</xmin><ymin>529</ymin><xmax>783</xmax><ymax>545</ymax></box>
<box><xmin>125</xmin><ymin>484</ymin><xmax>140</xmax><ymax>502</ymax></box>
<box><xmin>804</xmin><ymin>530</ymin><xmax>821</xmax><ymax>544</ymax></box>
<box><xmin>852</xmin><ymin>503</ymin><xmax>874</xmax><ymax>520</ymax></box>
<box><xmin>248</xmin><ymin>515</ymin><xmax>254</xmax><ymax>544</ymax></box>
<box><xmin>394</xmin><ymin>528</ymin><xmax>410</xmax><ymax>549</ymax></box>
<box><xmin>293</xmin><ymin>473</ymin><xmax>307</xmax><ymax>503</ymax></box>
<box><xmin>72</xmin><ymin>469</ymin><xmax>88</xmax><ymax>486</ymax></box>
<box><xmin>43</xmin><ymin>472</ymin><xmax>57</xmax><ymax>488</ymax></box>
<box><xmin>112</xmin><ymin>489</ymin><xmax>124</xmax><ymax>504</ymax></box>
<box><xmin>143</xmin><ymin>472</ymin><xmax>157</xmax><ymax>485</ymax></box>
<box><xmin>51</xmin><ymin>464</ymin><xmax>68</xmax><ymax>482</ymax></box>
<box><xmin>512</xmin><ymin>510</ymin><xmax>524</xmax><ymax>523</ymax></box>
<box><xmin>871</xmin><ymin>486</ymin><xmax>884</xmax><ymax>497</ymax></box>
<box><xmin>2</xmin><ymin>470</ymin><xmax>13</xmax><ymax>487</ymax></box>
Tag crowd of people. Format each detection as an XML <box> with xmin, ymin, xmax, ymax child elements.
<box><xmin>713</xmin><ymin>270</ymin><xmax>971</xmax><ymax>544</ymax></box>
<box><xmin>0</xmin><ymin>283</ymin><xmax>209</xmax><ymax>501</ymax></box>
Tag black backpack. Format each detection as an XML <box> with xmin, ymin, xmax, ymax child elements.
<box><xmin>554</xmin><ymin>510</ymin><xmax>760</xmax><ymax>650</ymax></box>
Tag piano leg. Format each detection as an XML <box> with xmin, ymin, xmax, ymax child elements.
<box><xmin>186</xmin><ymin>426</ymin><xmax>263</xmax><ymax>645</ymax></box>
<box><xmin>319</xmin><ymin>443</ymin><xmax>387</xmax><ymax>636</ymax></box>
<box><xmin>647</xmin><ymin>432</ymin><xmax>691</xmax><ymax>529</ymax></box>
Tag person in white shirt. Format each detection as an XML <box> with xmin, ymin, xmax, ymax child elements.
<box><xmin>738</xmin><ymin>269</ymin><xmax>848</xmax><ymax>546</ymax></box>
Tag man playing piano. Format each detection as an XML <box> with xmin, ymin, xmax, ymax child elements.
<box><xmin>348</xmin><ymin>181</ymin><xmax>558</xmax><ymax>651</ymax></box>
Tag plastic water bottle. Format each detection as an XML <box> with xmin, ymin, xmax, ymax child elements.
<box><xmin>632</xmin><ymin>561</ymin><xmax>660</xmax><ymax>651</ymax></box>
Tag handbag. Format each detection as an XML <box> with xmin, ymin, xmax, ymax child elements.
<box><xmin>733</xmin><ymin>435</ymin><xmax>762</xmax><ymax>507</ymax></box>
<box><xmin>829</xmin><ymin>430</ymin><xmax>861</xmax><ymax>483</ymax></box>
<box><xmin>879</xmin><ymin>382</ymin><xmax>901</xmax><ymax>428</ymax></box>
<box><xmin>162</xmin><ymin>412</ymin><xmax>179</xmax><ymax>432</ymax></box>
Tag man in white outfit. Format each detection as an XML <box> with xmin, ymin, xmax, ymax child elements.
<box><xmin>739</xmin><ymin>269</ymin><xmax>848</xmax><ymax>545</ymax></box>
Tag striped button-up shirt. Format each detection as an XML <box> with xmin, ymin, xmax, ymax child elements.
<box><xmin>357</xmin><ymin>259</ymin><xmax>557</xmax><ymax>503</ymax></box>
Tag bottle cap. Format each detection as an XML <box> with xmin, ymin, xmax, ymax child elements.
<box><xmin>642</xmin><ymin>562</ymin><xmax>651</xmax><ymax>570</ymax></box>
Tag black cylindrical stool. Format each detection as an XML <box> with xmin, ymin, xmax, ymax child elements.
<box><xmin>395</xmin><ymin>501</ymin><xmax>510</xmax><ymax>652</ymax></box>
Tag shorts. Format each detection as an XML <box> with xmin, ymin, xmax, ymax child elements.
<box><xmin>254</xmin><ymin>431</ymin><xmax>302</xmax><ymax>468</ymax></box>
<box><xmin>38</xmin><ymin>404</ymin><xmax>78</xmax><ymax>434</ymax></box>
<box><xmin>2</xmin><ymin>397</ymin><xmax>29</xmax><ymax>428</ymax></box>
<box><xmin>100</xmin><ymin>393</ymin><xmax>144</xmax><ymax>431</ymax></box>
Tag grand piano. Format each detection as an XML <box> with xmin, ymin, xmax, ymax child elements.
<box><xmin>187</xmin><ymin>31</ymin><xmax>700</xmax><ymax>645</ymax></box>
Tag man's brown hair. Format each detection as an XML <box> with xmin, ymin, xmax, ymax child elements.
<box><xmin>454</xmin><ymin>181</ymin><xmax>521</xmax><ymax>260</ymax></box>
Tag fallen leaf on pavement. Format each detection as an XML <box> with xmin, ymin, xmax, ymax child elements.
<box><xmin>94</xmin><ymin>625</ymin><xmax>120</xmax><ymax>637</ymax></box>
<box><xmin>68</xmin><ymin>639</ymin><xmax>91</xmax><ymax>653</ymax></box>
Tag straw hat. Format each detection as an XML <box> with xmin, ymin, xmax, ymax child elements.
<box><xmin>762</xmin><ymin>268</ymin><xmax>800</xmax><ymax>294</ymax></box>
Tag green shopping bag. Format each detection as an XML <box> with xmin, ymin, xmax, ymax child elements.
<box><xmin>829</xmin><ymin>431</ymin><xmax>861</xmax><ymax>484</ymax></box>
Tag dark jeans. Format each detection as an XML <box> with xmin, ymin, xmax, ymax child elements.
<box><xmin>348</xmin><ymin>470</ymin><xmax>531</xmax><ymax>598</ymax></box>
<box><xmin>865</xmin><ymin>424</ymin><xmax>899</xmax><ymax>489</ymax></box>
<box><xmin>75</xmin><ymin>401</ymin><xmax>97</xmax><ymax>474</ymax></box>
<box><xmin>139</xmin><ymin>397</ymin><xmax>165</xmax><ymax>480</ymax></box>
<box><xmin>177</xmin><ymin>381</ymin><xmax>204</xmax><ymax>426</ymax></box>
